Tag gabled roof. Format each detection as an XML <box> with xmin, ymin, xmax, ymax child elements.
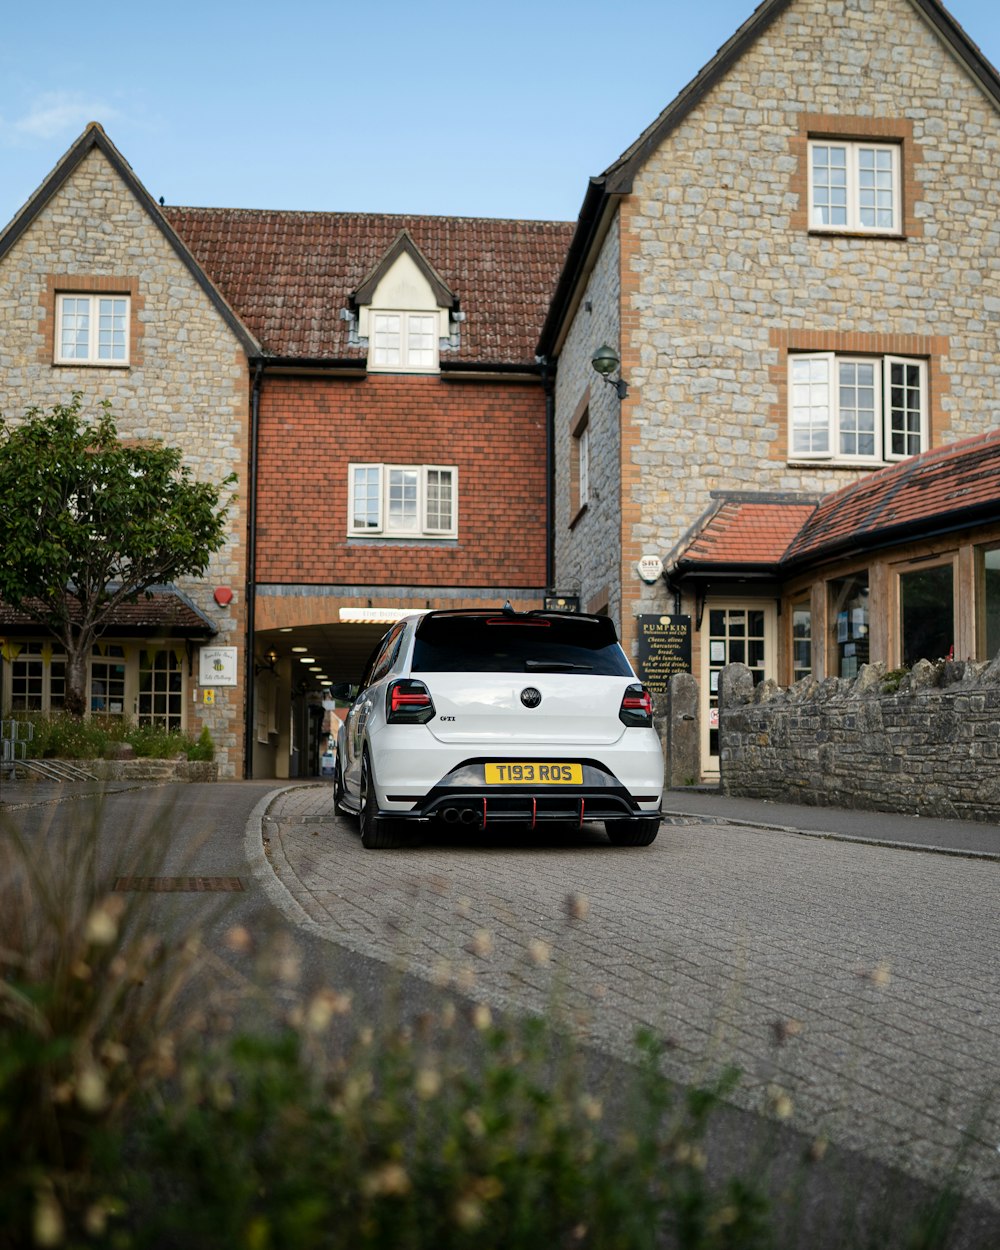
<box><xmin>163</xmin><ymin>206</ymin><xmax>574</xmax><ymax>367</ymax></box>
<box><xmin>538</xmin><ymin>0</ymin><xmax>1000</xmax><ymax>358</ymax></box>
<box><xmin>668</xmin><ymin>430</ymin><xmax>1000</xmax><ymax>579</ymax></box>
<box><xmin>0</xmin><ymin>123</ymin><xmax>260</xmax><ymax>357</ymax></box>
<box><xmin>783</xmin><ymin>428</ymin><xmax>1000</xmax><ymax>566</ymax></box>
<box><xmin>352</xmin><ymin>228</ymin><xmax>456</xmax><ymax>310</ymax></box>
<box><xmin>669</xmin><ymin>496</ymin><xmax>819</xmax><ymax>576</ymax></box>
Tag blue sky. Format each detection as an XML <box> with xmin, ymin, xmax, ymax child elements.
<box><xmin>1</xmin><ymin>0</ymin><xmax>997</xmax><ymax>229</ymax></box>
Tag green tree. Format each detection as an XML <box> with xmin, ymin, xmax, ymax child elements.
<box><xmin>0</xmin><ymin>394</ymin><xmax>236</xmax><ymax>717</ymax></box>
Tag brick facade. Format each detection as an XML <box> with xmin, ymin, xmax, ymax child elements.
<box><xmin>256</xmin><ymin>373</ymin><xmax>547</xmax><ymax>589</ymax></box>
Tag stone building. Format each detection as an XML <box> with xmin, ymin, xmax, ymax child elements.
<box><xmin>0</xmin><ymin>125</ymin><xmax>254</xmax><ymax>777</ymax></box>
<box><xmin>0</xmin><ymin>124</ymin><xmax>572</xmax><ymax>778</ymax></box>
<box><xmin>538</xmin><ymin>0</ymin><xmax>1000</xmax><ymax>779</ymax></box>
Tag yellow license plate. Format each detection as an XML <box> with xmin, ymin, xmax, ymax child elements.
<box><xmin>484</xmin><ymin>762</ymin><xmax>582</xmax><ymax>785</ymax></box>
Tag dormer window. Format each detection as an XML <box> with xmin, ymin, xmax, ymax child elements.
<box><xmin>352</xmin><ymin>229</ymin><xmax>457</xmax><ymax>375</ymax></box>
<box><xmin>372</xmin><ymin>312</ymin><xmax>438</xmax><ymax>370</ymax></box>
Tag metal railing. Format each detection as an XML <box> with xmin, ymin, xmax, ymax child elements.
<box><xmin>1</xmin><ymin>719</ymin><xmax>98</xmax><ymax>782</ymax></box>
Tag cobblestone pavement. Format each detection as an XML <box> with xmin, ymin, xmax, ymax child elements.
<box><xmin>251</xmin><ymin>783</ymin><xmax>1000</xmax><ymax>1210</ymax></box>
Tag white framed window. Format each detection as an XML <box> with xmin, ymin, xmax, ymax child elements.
<box><xmin>789</xmin><ymin>354</ymin><xmax>927</xmax><ymax>463</ymax></box>
<box><xmin>808</xmin><ymin>140</ymin><xmax>901</xmax><ymax>234</ymax></box>
<box><xmin>348</xmin><ymin>464</ymin><xmax>457</xmax><ymax>538</ymax></box>
<box><xmin>370</xmin><ymin>312</ymin><xmax>438</xmax><ymax>371</ymax></box>
<box><xmin>54</xmin><ymin>294</ymin><xmax>130</xmax><ymax>365</ymax></box>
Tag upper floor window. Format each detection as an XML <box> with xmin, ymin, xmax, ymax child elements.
<box><xmin>348</xmin><ymin>463</ymin><xmax>457</xmax><ymax>538</ymax></box>
<box><xmin>808</xmin><ymin>140</ymin><xmax>901</xmax><ymax>234</ymax></box>
<box><xmin>370</xmin><ymin>312</ymin><xmax>438</xmax><ymax>371</ymax></box>
<box><xmin>570</xmin><ymin>400</ymin><xmax>590</xmax><ymax>523</ymax></box>
<box><xmin>55</xmin><ymin>294</ymin><xmax>130</xmax><ymax>365</ymax></box>
<box><xmin>789</xmin><ymin>353</ymin><xmax>927</xmax><ymax>464</ymax></box>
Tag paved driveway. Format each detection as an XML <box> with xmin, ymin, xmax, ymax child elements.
<box><xmin>255</xmin><ymin>785</ymin><xmax>1000</xmax><ymax>1212</ymax></box>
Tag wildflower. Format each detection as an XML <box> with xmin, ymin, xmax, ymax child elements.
<box><xmin>304</xmin><ymin>989</ymin><xmax>352</xmax><ymax>1033</ymax></box>
<box><xmin>766</xmin><ymin>1084</ymin><xmax>793</xmax><ymax>1120</ymax></box>
<box><xmin>468</xmin><ymin>929</ymin><xmax>494</xmax><ymax>958</ymax></box>
<box><xmin>453</xmin><ymin>1197</ymin><xmax>484</xmax><ymax>1230</ymax></box>
<box><xmin>457</xmin><ymin>964</ymin><xmax>477</xmax><ymax>992</ymax></box>
<box><xmin>579</xmin><ymin>1095</ymin><xmax>603</xmax><ymax>1122</ymax></box>
<box><xmin>99</xmin><ymin>1041</ymin><xmax>128</xmax><ymax>1067</ymax></box>
<box><xmin>807</xmin><ymin>1136</ymin><xmax>829</xmax><ymax>1163</ymax></box>
<box><xmin>773</xmin><ymin>1018</ymin><xmax>804</xmax><ymax>1045</ymax></box>
<box><xmin>414</xmin><ymin>1068</ymin><xmax>442</xmax><ymax>1100</ymax></box>
<box><xmin>527</xmin><ymin>938</ymin><xmax>552</xmax><ymax>966</ymax></box>
<box><xmin>33</xmin><ymin>1190</ymin><xmax>64</xmax><ymax>1247</ymax></box>
<box><xmin>564</xmin><ymin>892</ymin><xmax>590</xmax><ymax>922</ymax></box>
<box><xmin>870</xmin><ymin>960</ymin><xmax>892</xmax><ymax>988</ymax></box>
<box><xmin>432</xmin><ymin>958</ymin><xmax>452</xmax><ymax>987</ymax></box>
<box><xmin>440</xmin><ymin>1001</ymin><xmax>457</xmax><ymax>1029</ymax></box>
<box><xmin>463</xmin><ymin>1109</ymin><xmax>487</xmax><ymax>1138</ymax></box>
<box><xmin>362</xmin><ymin>1163</ymin><xmax>411</xmax><ymax>1198</ymax></box>
<box><xmin>223</xmin><ymin>925</ymin><xmax>253</xmax><ymax>953</ymax></box>
<box><xmin>471</xmin><ymin>1002</ymin><xmax>492</xmax><ymax>1032</ymax></box>
<box><xmin>84</xmin><ymin>896</ymin><xmax>124</xmax><ymax>946</ymax></box>
<box><xmin>77</xmin><ymin>1065</ymin><xmax>109</xmax><ymax>1113</ymax></box>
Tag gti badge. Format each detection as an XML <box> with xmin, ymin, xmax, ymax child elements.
<box><xmin>520</xmin><ymin>687</ymin><xmax>542</xmax><ymax>708</ymax></box>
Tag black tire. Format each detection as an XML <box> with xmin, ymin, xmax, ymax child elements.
<box><xmin>360</xmin><ymin>751</ymin><xmax>404</xmax><ymax>849</ymax></box>
<box><xmin>605</xmin><ymin>817</ymin><xmax>660</xmax><ymax>847</ymax></box>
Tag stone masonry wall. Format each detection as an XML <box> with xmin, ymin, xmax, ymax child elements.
<box><xmin>718</xmin><ymin>657</ymin><xmax>1000</xmax><ymax>822</ymax></box>
<box><xmin>553</xmin><ymin>223</ymin><xmax>623</xmax><ymax>628</ymax></box>
<box><xmin>0</xmin><ymin>146</ymin><xmax>249</xmax><ymax>776</ymax></box>
<box><xmin>620</xmin><ymin>0</ymin><xmax>1000</xmax><ymax>603</ymax></box>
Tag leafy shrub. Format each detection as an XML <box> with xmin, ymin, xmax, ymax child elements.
<box><xmin>19</xmin><ymin>712</ymin><xmax>211</xmax><ymax>762</ymax></box>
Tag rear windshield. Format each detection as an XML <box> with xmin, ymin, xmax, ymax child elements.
<box><xmin>411</xmin><ymin>614</ymin><xmax>633</xmax><ymax>676</ymax></box>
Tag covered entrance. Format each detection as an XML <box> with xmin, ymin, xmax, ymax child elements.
<box><xmin>250</xmin><ymin>614</ymin><xmax>393</xmax><ymax>779</ymax></box>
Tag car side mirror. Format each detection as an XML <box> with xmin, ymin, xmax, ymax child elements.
<box><xmin>328</xmin><ymin>681</ymin><xmax>357</xmax><ymax>701</ymax></box>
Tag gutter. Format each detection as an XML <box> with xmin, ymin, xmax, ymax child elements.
<box><xmin>243</xmin><ymin>359</ymin><xmax>265</xmax><ymax>779</ymax></box>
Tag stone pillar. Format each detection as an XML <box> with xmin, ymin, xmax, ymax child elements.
<box><xmin>666</xmin><ymin>672</ymin><xmax>700</xmax><ymax>788</ymax></box>
<box><xmin>718</xmin><ymin>663</ymin><xmax>754</xmax><ymax>796</ymax></box>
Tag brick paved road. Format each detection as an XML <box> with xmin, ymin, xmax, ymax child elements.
<box><xmin>252</xmin><ymin>784</ymin><xmax>1000</xmax><ymax>1210</ymax></box>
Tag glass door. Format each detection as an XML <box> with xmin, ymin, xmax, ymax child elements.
<box><xmin>700</xmin><ymin>602</ymin><xmax>775</xmax><ymax>777</ymax></box>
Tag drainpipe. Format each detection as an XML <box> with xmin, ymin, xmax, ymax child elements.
<box><xmin>540</xmin><ymin>357</ymin><xmax>556</xmax><ymax>594</ymax></box>
<box><xmin>243</xmin><ymin>359</ymin><xmax>265</xmax><ymax>779</ymax></box>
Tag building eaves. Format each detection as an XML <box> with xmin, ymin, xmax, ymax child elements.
<box><xmin>0</xmin><ymin>123</ymin><xmax>261</xmax><ymax>359</ymax></box>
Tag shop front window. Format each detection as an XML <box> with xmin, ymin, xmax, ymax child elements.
<box><xmin>91</xmin><ymin>646</ymin><xmax>127</xmax><ymax>715</ymax></box>
<box><xmin>8</xmin><ymin>643</ymin><xmax>66</xmax><ymax>712</ymax></box>
<box><xmin>138</xmin><ymin>650</ymin><xmax>183</xmax><ymax>731</ymax></box>
<box><xmin>900</xmin><ymin>564</ymin><xmax>954</xmax><ymax>667</ymax></box>
<box><xmin>791</xmin><ymin>599</ymin><xmax>812</xmax><ymax>682</ymax></box>
<box><xmin>830</xmin><ymin>573</ymin><xmax>869</xmax><ymax>678</ymax></box>
<box><xmin>981</xmin><ymin>547</ymin><xmax>1000</xmax><ymax>662</ymax></box>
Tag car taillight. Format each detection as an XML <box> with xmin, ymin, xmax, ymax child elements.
<box><xmin>619</xmin><ymin>683</ymin><xmax>653</xmax><ymax>727</ymax></box>
<box><xmin>387</xmin><ymin>679</ymin><xmax>436</xmax><ymax>724</ymax></box>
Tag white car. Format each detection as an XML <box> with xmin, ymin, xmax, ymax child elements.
<box><xmin>333</xmin><ymin>606</ymin><xmax>663</xmax><ymax>849</ymax></box>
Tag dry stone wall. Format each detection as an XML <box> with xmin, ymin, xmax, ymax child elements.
<box><xmin>718</xmin><ymin>657</ymin><xmax>1000</xmax><ymax>821</ymax></box>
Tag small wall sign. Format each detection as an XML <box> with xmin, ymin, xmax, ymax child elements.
<box><xmin>199</xmin><ymin>646</ymin><xmax>238</xmax><ymax>687</ymax></box>
<box><xmin>636</xmin><ymin>555</ymin><xmax>664</xmax><ymax>584</ymax></box>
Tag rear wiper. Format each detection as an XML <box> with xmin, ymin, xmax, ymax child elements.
<box><xmin>524</xmin><ymin>659</ymin><xmax>593</xmax><ymax>671</ymax></box>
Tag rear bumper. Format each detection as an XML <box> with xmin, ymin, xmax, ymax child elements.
<box><xmin>373</xmin><ymin>755</ymin><xmax>662</xmax><ymax>827</ymax></box>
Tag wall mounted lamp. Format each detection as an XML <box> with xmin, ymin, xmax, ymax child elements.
<box><xmin>591</xmin><ymin>344</ymin><xmax>628</xmax><ymax>400</ymax></box>
<box><xmin>255</xmin><ymin>648</ymin><xmax>279</xmax><ymax>675</ymax></box>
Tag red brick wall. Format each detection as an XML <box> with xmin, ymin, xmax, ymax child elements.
<box><xmin>256</xmin><ymin>374</ymin><xmax>547</xmax><ymax>586</ymax></box>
